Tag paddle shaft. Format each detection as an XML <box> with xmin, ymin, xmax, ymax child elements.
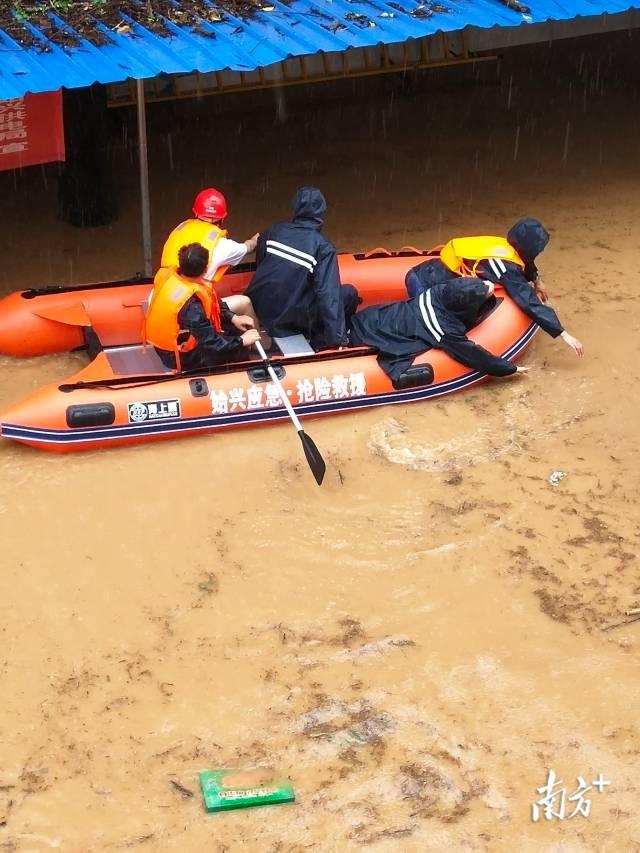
<box><xmin>255</xmin><ymin>341</ymin><xmax>304</xmax><ymax>432</ymax></box>
<box><xmin>254</xmin><ymin>340</ymin><xmax>326</xmax><ymax>486</ymax></box>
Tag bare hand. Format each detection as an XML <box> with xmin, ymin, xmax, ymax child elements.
<box><xmin>245</xmin><ymin>233</ymin><xmax>259</xmax><ymax>254</ymax></box>
<box><xmin>241</xmin><ymin>328</ymin><xmax>261</xmax><ymax>347</ymax></box>
<box><xmin>502</xmin><ymin>366</ymin><xmax>529</xmax><ymax>378</ymax></box>
<box><xmin>534</xmin><ymin>278</ymin><xmax>549</xmax><ymax>303</ymax></box>
<box><xmin>560</xmin><ymin>331</ymin><xmax>584</xmax><ymax>356</ymax></box>
<box><xmin>231</xmin><ymin>314</ymin><xmax>255</xmax><ymax>332</ymax></box>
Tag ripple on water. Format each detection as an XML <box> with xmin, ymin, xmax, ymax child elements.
<box><xmin>367</xmin><ymin>377</ymin><xmax>590</xmax><ymax>471</ymax></box>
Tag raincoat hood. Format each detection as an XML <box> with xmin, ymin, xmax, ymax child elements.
<box><xmin>291</xmin><ymin>187</ymin><xmax>327</xmax><ymax>227</ymax></box>
<box><xmin>441</xmin><ymin>278</ymin><xmax>491</xmax><ymax>321</ymax></box>
<box><xmin>507</xmin><ymin>218</ymin><xmax>550</xmax><ymax>264</ymax></box>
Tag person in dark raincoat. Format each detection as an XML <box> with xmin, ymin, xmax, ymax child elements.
<box><xmin>349</xmin><ymin>277</ymin><xmax>528</xmax><ymax>383</ymax></box>
<box><xmin>404</xmin><ymin>218</ymin><xmax>584</xmax><ymax>357</ymax></box>
<box><xmin>245</xmin><ymin>187</ymin><xmax>361</xmax><ymax>349</ymax></box>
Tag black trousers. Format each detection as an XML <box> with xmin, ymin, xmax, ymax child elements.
<box><xmin>342</xmin><ymin>283</ymin><xmax>363</xmax><ymax>330</ymax></box>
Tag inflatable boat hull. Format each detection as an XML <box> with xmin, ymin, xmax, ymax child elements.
<box><xmin>0</xmin><ymin>248</ymin><xmax>434</xmax><ymax>358</ymax></box>
<box><xmin>0</xmin><ymin>284</ymin><xmax>537</xmax><ymax>453</ymax></box>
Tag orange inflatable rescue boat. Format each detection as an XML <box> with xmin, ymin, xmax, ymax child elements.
<box><xmin>0</xmin><ymin>248</ymin><xmax>432</xmax><ymax>358</ymax></box>
<box><xmin>0</xmin><ymin>248</ymin><xmax>537</xmax><ymax>453</ymax></box>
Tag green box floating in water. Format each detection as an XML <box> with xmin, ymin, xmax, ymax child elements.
<box><xmin>199</xmin><ymin>769</ymin><xmax>295</xmax><ymax>813</ymax></box>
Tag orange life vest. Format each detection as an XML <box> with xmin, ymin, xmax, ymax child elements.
<box><xmin>160</xmin><ymin>220</ymin><xmax>229</xmax><ymax>282</ymax></box>
<box><xmin>142</xmin><ymin>270</ymin><xmax>222</xmax><ymax>363</ymax></box>
<box><xmin>440</xmin><ymin>236</ymin><xmax>525</xmax><ymax>277</ymax></box>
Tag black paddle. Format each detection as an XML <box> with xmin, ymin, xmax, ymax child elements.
<box><xmin>255</xmin><ymin>340</ymin><xmax>326</xmax><ymax>486</ymax></box>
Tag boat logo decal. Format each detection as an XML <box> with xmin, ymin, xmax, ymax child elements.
<box><xmin>208</xmin><ymin>372</ymin><xmax>368</xmax><ymax>414</ymax></box>
<box><xmin>127</xmin><ymin>399</ymin><xmax>181</xmax><ymax>423</ymax></box>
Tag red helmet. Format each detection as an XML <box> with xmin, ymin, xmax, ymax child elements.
<box><xmin>193</xmin><ymin>188</ymin><xmax>228</xmax><ymax>221</ymax></box>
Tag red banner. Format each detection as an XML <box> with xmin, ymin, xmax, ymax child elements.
<box><xmin>0</xmin><ymin>90</ymin><xmax>65</xmax><ymax>172</ymax></box>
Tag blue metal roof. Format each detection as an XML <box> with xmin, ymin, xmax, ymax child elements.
<box><xmin>0</xmin><ymin>0</ymin><xmax>637</xmax><ymax>100</ymax></box>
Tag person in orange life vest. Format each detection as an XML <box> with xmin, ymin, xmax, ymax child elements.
<box><xmin>160</xmin><ymin>187</ymin><xmax>260</xmax><ymax>332</ymax></box>
<box><xmin>404</xmin><ymin>218</ymin><xmax>584</xmax><ymax>357</ymax></box>
<box><xmin>144</xmin><ymin>243</ymin><xmax>260</xmax><ymax>372</ymax></box>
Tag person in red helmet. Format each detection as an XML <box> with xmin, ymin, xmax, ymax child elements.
<box><xmin>159</xmin><ymin>188</ymin><xmax>260</xmax><ymax>333</ymax></box>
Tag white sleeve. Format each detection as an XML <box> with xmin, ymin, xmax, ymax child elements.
<box><xmin>204</xmin><ymin>237</ymin><xmax>248</xmax><ymax>281</ymax></box>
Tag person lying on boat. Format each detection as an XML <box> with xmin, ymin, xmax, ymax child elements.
<box><xmin>245</xmin><ymin>187</ymin><xmax>361</xmax><ymax>350</ymax></box>
<box><xmin>404</xmin><ymin>218</ymin><xmax>584</xmax><ymax>357</ymax></box>
<box><xmin>160</xmin><ymin>187</ymin><xmax>261</xmax><ymax>330</ymax></box>
<box><xmin>348</xmin><ymin>277</ymin><xmax>529</xmax><ymax>382</ymax></box>
<box><xmin>143</xmin><ymin>243</ymin><xmax>261</xmax><ymax>372</ymax></box>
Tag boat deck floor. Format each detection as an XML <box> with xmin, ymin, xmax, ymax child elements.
<box><xmin>105</xmin><ymin>346</ymin><xmax>173</xmax><ymax>376</ymax></box>
<box><xmin>103</xmin><ymin>335</ymin><xmax>316</xmax><ymax>377</ymax></box>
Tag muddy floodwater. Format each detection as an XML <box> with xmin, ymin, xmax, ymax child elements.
<box><xmin>1</xmin><ymin>33</ymin><xmax>640</xmax><ymax>852</ymax></box>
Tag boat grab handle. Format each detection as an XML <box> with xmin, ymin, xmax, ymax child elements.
<box><xmin>248</xmin><ymin>364</ymin><xmax>285</xmax><ymax>383</ymax></box>
<box><xmin>363</xmin><ymin>247</ymin><xmax>393</xmax><ymax>258</ymax></box>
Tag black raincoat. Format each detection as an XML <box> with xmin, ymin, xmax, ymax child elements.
<box><xmin>246</xmin><ymin>187</ymin><xmax>360</xmax><ymax>349</ymax></box>
<box><xmin>405</xmin><ymin>219</ymin><xmax>564</xmax><ymax>338</ymax></box>
<box><xmin>349</xmin><ymin>278</ymin><xmax>517</xmax><ymax>382</ymax></box>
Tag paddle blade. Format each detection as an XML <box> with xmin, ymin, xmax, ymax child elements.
<box><xmin>298</xmin><ymin>430</ymin><xmax>326</xmax><ymax>486</ymax></box>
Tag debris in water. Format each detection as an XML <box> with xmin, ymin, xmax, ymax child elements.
<box><xmin>335</xmin><ymin>635</ymin><xmax>416</xmax><ymax>661</ymax></box>
<box><xmin>170</xmin><ymin>779</ymin><xmax>194</xmax><ymax>798</ymax></box>
<box><xmin>197</xmin><ymin>572</ymin><xmax>219</xmax><ymax>595</ymax></box>
<box><xmin>122</xmin><ymin>834</ymin><xmax>155</xmax><ymax>847</ymax></box>
<box><xmin>199</xmin><ymin>769</ymin><xmax>295</xmax><ymax>812</ymax></box>
<box><xmin>602</xmin><ymin>615</ymin><xmax>640</xmax><ymax>632</ymax></box>
<box><xmin>548</xmin><ymin>470</ymin><xmax>568</xmax><ymax>486</ymax></box>
<box><xmin>345</xmin><ymin>729</ymin><xmax>370</xmax><ymax>745</ymax></box>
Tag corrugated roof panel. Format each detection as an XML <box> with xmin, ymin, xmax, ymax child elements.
<box><xmin>0</xmin><ymin>0</ymin><xmax>638</xmax><ymax>100</ymax></box>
